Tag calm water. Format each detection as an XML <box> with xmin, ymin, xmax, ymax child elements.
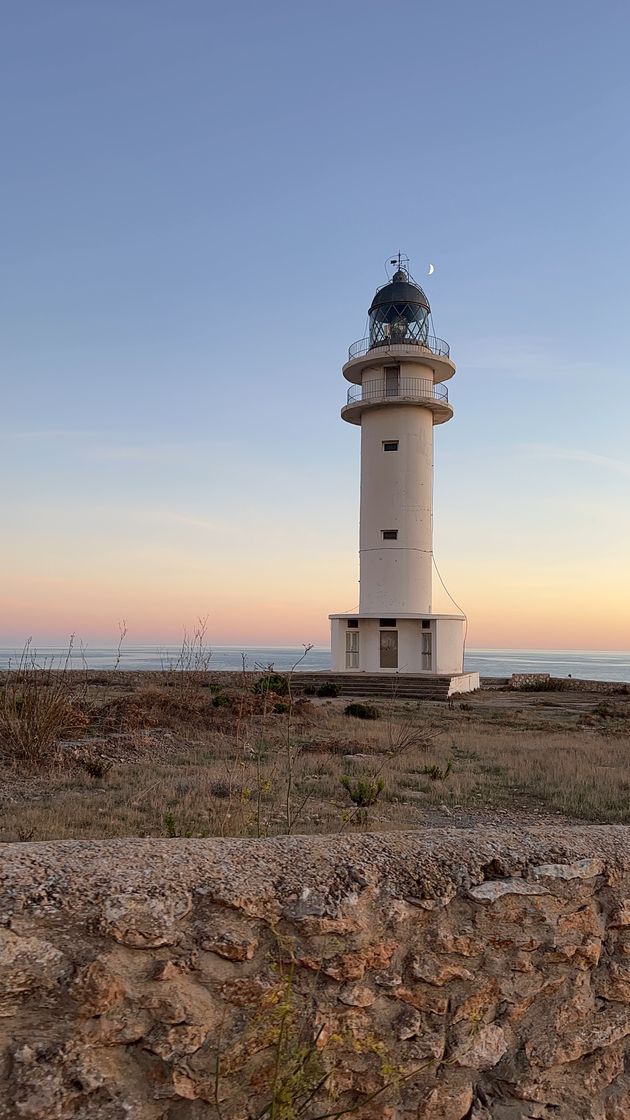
<box><xmin>0</xmin><ymin>645</ymin><xmax>629</xmax><ymax>681</ymax></box>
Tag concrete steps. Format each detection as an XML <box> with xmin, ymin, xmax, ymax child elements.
<box><xmin>292</xmin><ymin>672</ymin><xmax>459</xmax><ymax>701</ymax></box>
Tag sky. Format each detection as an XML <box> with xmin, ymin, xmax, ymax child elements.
<box><xmin>1</xmin><ymin>0</ymin><xmax>629</xmax><ymax>650</ymax></box>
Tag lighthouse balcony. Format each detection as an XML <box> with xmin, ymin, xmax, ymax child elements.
<box><xmin>343</xmin><ymin>335</ymin><xmax>456</xmax><ymax>385</ymax></box>
<box><xmin>341</xmin><ymin>377</ymin><xmax>453</xmax><ymax>425</ymax></box>
<box><xmin>348</xmin><ymin>334</ymin><xmax>451</xmax><ymax>361</ymax></box>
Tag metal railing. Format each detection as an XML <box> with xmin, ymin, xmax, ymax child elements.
<box><xmin>345</xmin><ymin>378</ymin><xmax>449</xmax><ymax>406</ymax></box>
<box><xmin>348</xmin><ymin>334</ymin><xmax>450</xmax><ymax>361</ymax></box>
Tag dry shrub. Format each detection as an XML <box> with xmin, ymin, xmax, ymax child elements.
<box><xmin>158</xmin><ymin>617</ymin><xmax>213</xmax><ymax>698</ymax></box>
<box><xmin>95</xmin><ymin>689</ymin><xmax>216</xmax><ymax>733</ymax></box>
<box><xmin>0</xmin><ymin>643</ymin><xmax>87</xmax><ymax>770</ymax></box>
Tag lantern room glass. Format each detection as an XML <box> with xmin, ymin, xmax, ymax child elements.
<box><xmin>369</xmin><ymin>302</ymin><xmax>429</xmax><ymax>349</ymax></box>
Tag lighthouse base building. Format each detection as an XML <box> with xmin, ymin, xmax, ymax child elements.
<box><xmin>329</xmin><ymin>261</ymin><xmax>479</xmax><ymax>695</ymax></box>
<box><xmin>329</xmin><ymin>615</ymin><xmax>473</xmax><ymax>680</ymax></box>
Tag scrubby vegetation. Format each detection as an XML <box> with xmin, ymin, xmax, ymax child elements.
<box><xmin>1</xmin><ymin>659</ymin><xmax>630</xmax><ymax>841</ymax></box>
<box><xmin>344</xmin><ymin>701</ymin><xmax>381</xmax><ymax>720</ymax></box>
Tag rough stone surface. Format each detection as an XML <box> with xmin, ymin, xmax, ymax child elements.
<box><xmin>2</xmin><ymin>827</ymin><xmax>630</xmax><ymax>1118</ymax></box>
<box><xmin>530</xmin><ymin>858</ymin><xmax>605</xmax><ymax>881</ymax></box>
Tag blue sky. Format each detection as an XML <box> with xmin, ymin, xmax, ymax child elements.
<box><xmin>1</xmin><ymin>0</ymin><xmax>629</xmax><ymax>647</ymax></box>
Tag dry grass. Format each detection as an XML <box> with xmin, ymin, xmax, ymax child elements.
<box><xmin>0</xmin><ymin>643</ymin><xmax>88</xmax><ymax>770</ymax></box>
<box><xmin>0</xmin><ymin>674</ymin><xmax>629</xmax><ymax>842</ymax></box>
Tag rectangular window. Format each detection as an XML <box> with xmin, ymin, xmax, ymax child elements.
<box><xmin>382</xmin><ymin>529</ymin><xmax>398</xmax><ymax>541</ymax></box>
<box><xmin>383</xmin><ymin>440</ymin><xmax>399</xmax><ymax>452</ymax></box>
<box><xmin>347</xmin><ymin>619</ymin><xmax>358</xmax><ymax>629</ymax></box>
<box><xmin>421</xmin><ymin>619</ymin><xmax>431</xmax><ymax>630</ymax></box>
<box><xmin>345</xmin><ymin>628</ymin><xmax>359</xmax><ymax>669</ymax></box>
<box><xmin>379</xmin><ymin>618</ymin><xmax>396</xmax><ymax>628</ymax></box>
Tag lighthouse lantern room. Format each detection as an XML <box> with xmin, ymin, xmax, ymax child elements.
<box><xmin>329</xmin><ymin>257</ymin><xmax>479</xmax><ymax>692</ymax></box>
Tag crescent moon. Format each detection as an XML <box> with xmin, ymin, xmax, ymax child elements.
<box><xmin>428</xmin><ymin>263</ymin><xmax>435</xmax><ymax>275</ymax></box>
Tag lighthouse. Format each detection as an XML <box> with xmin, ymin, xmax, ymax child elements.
<box><xmin>329</xmin><ymin>257</ymin><xmax>479</xmax><ymax>693</ymax></box>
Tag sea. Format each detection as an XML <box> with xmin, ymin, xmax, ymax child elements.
<box><xmin>0</xmin><ymin>646</ymin><xmax>629</xmax><ymax>682</ymax></box>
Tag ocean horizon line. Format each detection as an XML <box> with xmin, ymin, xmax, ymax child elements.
<box><xmin>1</xmin><ymin>643</ymin><xmax>629</xmax><ymax>655</ymax></box>
<box><xmin>0</xmin><ymin>644</ymin><xmax>628</xmax><ymax>682</ymax></box>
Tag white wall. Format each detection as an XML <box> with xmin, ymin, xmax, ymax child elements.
<box><xmin>434</xmin><ymin>618</ymin><xmax>465</xmax><ymax>674</ymax></box>
<box><xmin>359</xmin><ymin>403</ymin><xmax>433</xmax><ymax>614</ymax></box>
<box><xmin>330</xmin><ymin>617</ymin><xmax>347</xmax><ymax>671</ymax></box>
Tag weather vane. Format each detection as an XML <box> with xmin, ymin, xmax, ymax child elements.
<box><xmin>387</xmin><ymin>252</ymin><xmax>435</xmax><ymax>278</ymax></box>
<box><xmin>389</xmin><ymin>251</ymin><xmax>410</xmax><ymax>275</ymax></box>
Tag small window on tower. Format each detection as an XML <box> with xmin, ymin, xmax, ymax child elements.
<box><xmin>382</xmin><ymin>529</ymin><xmax>398</xmax><ymax>540</ymax></box>
<box><xmin>421</xmin><ymin>619</ymin><xmax>431</xmax><ymax>630</ymax></box>
<box><xmin>383</xmin><ymin>441</ymin><xmax>399</xmax><ymax>452</ymax></box>
<box><xmin>347</xmin><ymin>619</ymin><xmax>359</xmax><ymax>629</ymax></box>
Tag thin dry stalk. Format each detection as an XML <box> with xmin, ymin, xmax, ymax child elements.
<box><xmin>113</xmin><ymin>619</ymin><xmax>128</xmax><ymax>670</ymax></box>
<box><xmin>160</xmin><ymin>616</ymin><xmax>212</xmax><ymax>699</ymax></box>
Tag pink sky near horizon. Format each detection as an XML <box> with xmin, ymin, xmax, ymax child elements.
<box><xmin>3</xmin><ymin>431</ymin><xmax>629</xmax><ymax>653</ymax></box>
<box><xmin>3</xmin><ymin>547</ymin><xmax>629</xmax><ymax>651</ymax></box>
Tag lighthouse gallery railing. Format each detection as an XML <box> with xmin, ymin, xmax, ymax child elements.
<box><xmin>348</xmin><ymin>334</ymin><xmax>450</xmax><ymax>361</ymax></box>
<box><xmin>346</xmin><ymin>379</ymin><xmax>449</xmax><ymax>406</ymax></box>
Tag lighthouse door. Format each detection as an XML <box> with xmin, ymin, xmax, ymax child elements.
<box><xmin>421</xmin><ymin>630</ymin><xmax>432</xmax><ymax>670</ymax></box>
<box><xmin>345</xmin><ymin>629</ymin><xmax>359</xmax><ymax>669</ymax></box>
<box><xmin>380</xmin><ymin>630</ymin><xmax>398</xmax><ymax>669</ymax></box>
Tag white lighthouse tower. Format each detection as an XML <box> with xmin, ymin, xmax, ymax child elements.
<box><xmin>329</xmin><ymin>257</ymin><xmax>479</xmax><ymax>693</ymax></box>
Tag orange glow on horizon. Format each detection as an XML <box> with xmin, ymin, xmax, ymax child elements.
<box><xmin>2</xmin><ymin>557</ymin><xmax>629</xmax><ymax>651</ymax></box>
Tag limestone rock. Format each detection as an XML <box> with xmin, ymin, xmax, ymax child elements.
<box><xmin>409</xmin><ymin>953</ymin><xmax>473</xmax><ymax>986</ymax></box>
<box><xmin>405</xmin><ymin>885</ymin><xmax>457</xmax><ymax>910</ymax></box>
<box><xmin>197</xmin><ymin>924</ymin><xmax>258</xmax><ymax>961</ymax></box>
<box><xmin>420</xmin><ymin>1076</ymin><xmax>474</xmax><ymax>1120</ymax></box>
<box><xmin>338</xmin><ymin>983</ymin><xmax>375</xmax><ymax>1007</ymax></box>
<box><xmin>395</xmin><ymin>1007</ymin><xmax>424</xmax><ymax>1040</ymax></box>
<box><xmin>142</xmin><ymin>993</ymin><xmax>187</xmax><ymax>1023</ymax></box>
<box><xmin>0</xmin><ymin>928</ymin><xmax>65</xmax><ymax>996</ymax></box>
<box><xmin>395</xmin><ymin>985</ymin><xmax>449</xmax><ymax>1015</ymax></box>
<box><xmin>453</xmin><ymin>1023</ymin><xmax>508</xmax><ymax>1069</ymax></box>
<box><xmin>298</xmin><ymin>939</ymin><xmax>397</xmax><ymax>981</ymax></box>
<box><xmin>144</xmin><ymin>1023</ymin><xmax>208</xmax><ymax>1060</ymax></box>
<box><xmin>596</xmin><ymin>960</ymin><xmax>630</xmax><ymax>1002</ymax></box>
<box><xmin>151</xmin><ymin>959</ymin><xmax>183</xmax><ymax>981</ymax></box>
<box><xmin>373</xmin><ymin>969</ymin><xmax>402</xmax><ymax>989</ymax></box>
<box><xmin>469</xmin><ymin>879</ymin><xmax>549</xmax><ymax>904</ymax></box>
<box><xmin>82</xmin><ymin>1004</ymin><xmax>152</xmax><ymax>1044</ymax></box>
<box><xmin>102</xmin><ymin>891</ymin><xmax>192</xmax><ymax>948</ymax></box>
<box><xmin>609</xmin><ymin>900</ymin><xmax>630</xmax><ymax>928</ymax></box>
<box><xmin>70</xmin><ymin>958</ymin><xmax>125</xmax><ymax>1016</ymax></box>
<box><xmin>219</xmin><ymin>976</ymin><xmax>278</xmax><ymax>1006</ymax></box>
<box><xmin>434</xmin><ymin>930</ymin><xmax>484</xmax><ymax>957</ymax></box>
<box><xmin>605</xmin><ymin>1081</ymin><xmax>630</xmax><ymax>1118</ymax></box>
<box><xmin>556</xmin><ymin>902</ymin><xmax>602</xmax><ymax>937</ymax></box>
<box><xmin>526</xmin><ymin>1006</ymin><xmax>630</xmax><ymax>1068</ymax></box>
<box><xmin>394</xmin><ymin>1008</ymin><xmax>445</xmax><ymax>1058</ymax></box>
<box><xmin>452</xmin><ymin>980</ymin><xmax>499</xmax><ymax>1025</ymax></box>
<box><xmin>530</xmin><ymin>858</ymin><xmax>604</xmax><ymax>881</ymax></box>
<box><xmin>7</xmin><ymin>1040</ymin><xmax>126</xmax><ymax>1119</ymax></box>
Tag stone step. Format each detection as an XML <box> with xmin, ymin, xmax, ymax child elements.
<box><xmin>291</xmin><ymin>672</ymin><xmax>456</xmax><ymax>700</ymax></box>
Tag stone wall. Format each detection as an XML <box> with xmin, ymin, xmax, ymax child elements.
<box><xmin>3</xmin><ymin>829</ymin><xmax>630</xmax><ymax>1119</ymax></box>
<box><xmin>509</xmin><ymin>674</ymin><xmax>629</xmax><ymax>694</ymax></box>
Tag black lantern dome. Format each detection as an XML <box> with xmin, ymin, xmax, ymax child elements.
<box><xmin>368</xmin><ymin>268</ymin><xmax>431</xmax><ymax>349</ymax></box>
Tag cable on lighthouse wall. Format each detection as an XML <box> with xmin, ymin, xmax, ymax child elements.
<box><xmin>432</xmin><ymin>554</ymin><xmax>469</xmax><ymax>663</ymax></box>
<box><xmin>431</xmin><ymin>455</ymin><xmax>469</xmax><ymax>663</ymax></box>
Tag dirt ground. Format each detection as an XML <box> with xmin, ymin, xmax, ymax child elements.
<box><xmin>1</xmin><ymin>671</ymin><xmax>629</xmax><ymax>842</ymax></box>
